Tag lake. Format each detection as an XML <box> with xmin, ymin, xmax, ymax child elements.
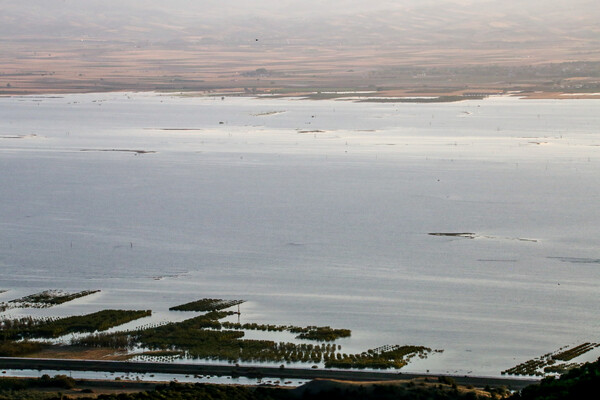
<box><xmin>1</xmin><ymin>92</ymin><xmax>599</xmax><ymax>377</ymax></box>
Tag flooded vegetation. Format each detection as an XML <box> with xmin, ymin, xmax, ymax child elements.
<box><xmin>428</xmin><ymin>232</ymin><xmax>476</xmax><ymax>239</ymax></box>
<box><xmin>169</xmin><ymin>299</ymin><xmax>245</xmax><ymax>312</ymax></box>
<box><xmin>502</xmin><ymin>343</ymin><xmax>600</xmax><ymax>376</ymax></box>
<box><xmin>324</xmin><ymin>345</ymin><xmax>435</xmax><ymax>369</ymax></box>
<box><xmin>221</xmin><ymin>322</ymin><xmax>351</xmax><ymax>341</ymax></box>
<box><xmin>72</xmin><ymin>309</ymin><xmax>430</xmax><ymax>368</ymax></box>
<box><xmin>356</xmin><ymin>95</ymin><xmax>486</xmax><ymax>103</ymax></box>
<box><xmin>80</xmin><ymin>149</ymin><xmax>156</xmax><ymax>154</ymax></box>
<box><xmin>1</xmin><ymin>310</ymin><xmax>151</xmax><ymax>340</ymax></box>
<box><xmin>0</xmin><ymin>292</ymin><xmax>435</xmax><ymax>370</ymax></box>
<box><xmin>6</xmin><ymin>290</ymin><xmax>100</xmax><ymax>309</ymax></box>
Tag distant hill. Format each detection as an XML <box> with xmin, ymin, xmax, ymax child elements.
<box><xmin>1</xmin><ymin>0</ymin><xmax>599</xmax><ymax>94</ymax></box>
<box><xmin>2</xmin><ymin>0</ymin><xmax>599</xmax><ymax>61</ymax></box>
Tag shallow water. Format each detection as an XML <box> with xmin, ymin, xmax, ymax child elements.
<box><xmin>1</xmin><ymin>369</ymin><xmax>307</xmax><ymax>387</ymax></box>
<box><xmin>1</xmin><ymin>92</ymin><xmax>599</xmax><ymax>376</ymax></box>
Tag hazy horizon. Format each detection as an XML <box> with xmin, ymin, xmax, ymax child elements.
<box><xmin>2</xmin><ymin>0</ymin><xmax>599</xmax><ymax>51</ymax></box>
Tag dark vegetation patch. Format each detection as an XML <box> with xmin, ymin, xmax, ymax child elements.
<box><xmin>0</xmin><ymin>378</ymin><xmax>495</xmax><ymax>400</ymax></box>
<box><xmin>502</xmin><ymin>342</ymin><xmax>599</xmax><ymax>376</ymax></box>
<box><xmin>155</xmin><ymin>128</ymin><xmax>203</xmax><ymax>131</ymax></box>
<box><xmin>80</xmin><ymin>149</ymin><xmax>156</xmax><ymax>154</ymax></box>
<box><xmin>268</xmin><ymin>87</ymin><xmax>360</xmax><ymax>94</ymax></box>
<box><xmin>1</xmin><ymin>295</ymin><xmax>435</xmax><ymax>370</ymax></box>
<box><xmin>75</xmin><ymin>331</ymin><xmax>136</xmax><ymax>349</ymax></box>
<box><xmin>8</xmin><ymin>290</ymin><xmax>100</xmax><ymax>308</ymax></box>
<box><xmin>291</xmin><ymin>326</ymin><xmax>351</xmax><ymax>341</ymax></box>
<box><xmin>356</xmin><ymin>95</ymin><xmax>485</xmax><ymax>103</ymax></box>
<box><xmin>542</xmin><ymin>363</ymin><xmax>582</xmax><ymax>375</ymax></box>
<box><xmin>300</xmin><ymin>92</ymin><xmax>355</xmax><ymax>100</ymax></box>
<box><xmin>429</xmin><ymin>232</ymin><xmax>476</xmax><ymax>238</ymax></box>
<box><xmin>78</xmin><ymin>311</ymin><xmax>331</xmax><ymax>364</ymax></box>
<box><xmin>552</xmin><ymin>343</ymin><xmax>598</xmax><ymax>361</ymax></box>
<box><xmin>294</xmin><ymin>379</ymin><xmax>494</xmax><ymax>400</ymax></box>
<box><xmin>0</xmin><ymin>134</ymin><xmax>38</xmax><ymax>139</ymax></box>
<box><xmin>0</xmin><ymin>375</ymin><xmax>75</xmax><ymax>391</ymax></box>
<box><xmin>509</xmin><ymin>358</ymin><xmax>600</xmax><ymax>400</ymax></box>
<box><xmin>1</xmin><ymin>310</ymin><xmax>151</xmax><ymax>340</ymax></box>
<box><xmin>72</xmin><ymin>311</ymin><xmax>431</xmax><ymax>368</ymax></box>
<box><xmin>221</xmin><ymin>322</ymin><xmax>351</xmax><ymax>341</ymax></box>
<box><xmin>548</xmin><ymin>257</ymin><xmax>600</xmax><ymax>264</ymax></box>
<box><xmin>0</xmin><ymin>340</ymin><xmax>49</xmax><ymax>357</ymax></box>
<box><xmin>324</xmin><ymin>345</ymin><xmax>435</xmax><ymax>369</ymax></box>
<box><xmin>251</xmin><ymin>111</ymin><xmax>285</xmax><ymax>116</ymax></box>
<box><xmin>169</xmin><ymin>298</ymin><xmax>245</xmax><ymax>312</ymax></box>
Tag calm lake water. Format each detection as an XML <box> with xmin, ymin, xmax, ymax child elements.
<box><xmin>1</xmin><ymin>92</ymin><xmax>599</xmax><ymax>377</ymax></box>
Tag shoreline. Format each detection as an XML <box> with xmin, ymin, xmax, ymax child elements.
<box><xmin>1</xmin><ymin>88</ymin><xmax>600</xmax><ymax>102</ymax></box>
<box><xmin>0</xmin><ymin>357</ymin><xmax>539</xmax><ymax>391</ymax></box>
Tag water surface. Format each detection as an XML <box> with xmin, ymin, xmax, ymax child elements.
<box><xmin>1</xmin><ymin>93</ymin><xmax>599</xmax><ymax>376</ymax></box>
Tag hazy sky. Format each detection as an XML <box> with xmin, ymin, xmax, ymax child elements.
<box><xmin>3</xmin><ymin>0</ymin><xmax>598</xmax><ymax>38</ymax></box>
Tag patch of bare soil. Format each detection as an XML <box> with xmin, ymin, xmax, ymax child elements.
<box><xmin>25</xmin><ymin>346</ymin><xmax>131</xmax><ymax>361</ymax></box>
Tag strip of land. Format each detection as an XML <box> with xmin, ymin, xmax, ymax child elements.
<box><xmin>0</xmin><ymin>357</ymin><xmax>538</xmax><ymax>390</ymax></box>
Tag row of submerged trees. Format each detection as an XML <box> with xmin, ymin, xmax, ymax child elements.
<box><xmin>221</xmin><ymin>322</ymin><xmax>351</xmax><ymax>341</ymax></box>
<box><xmin>0</xmin><ymin>296</ymin><xmax>434</xmax><ymax>370</ymax></box>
